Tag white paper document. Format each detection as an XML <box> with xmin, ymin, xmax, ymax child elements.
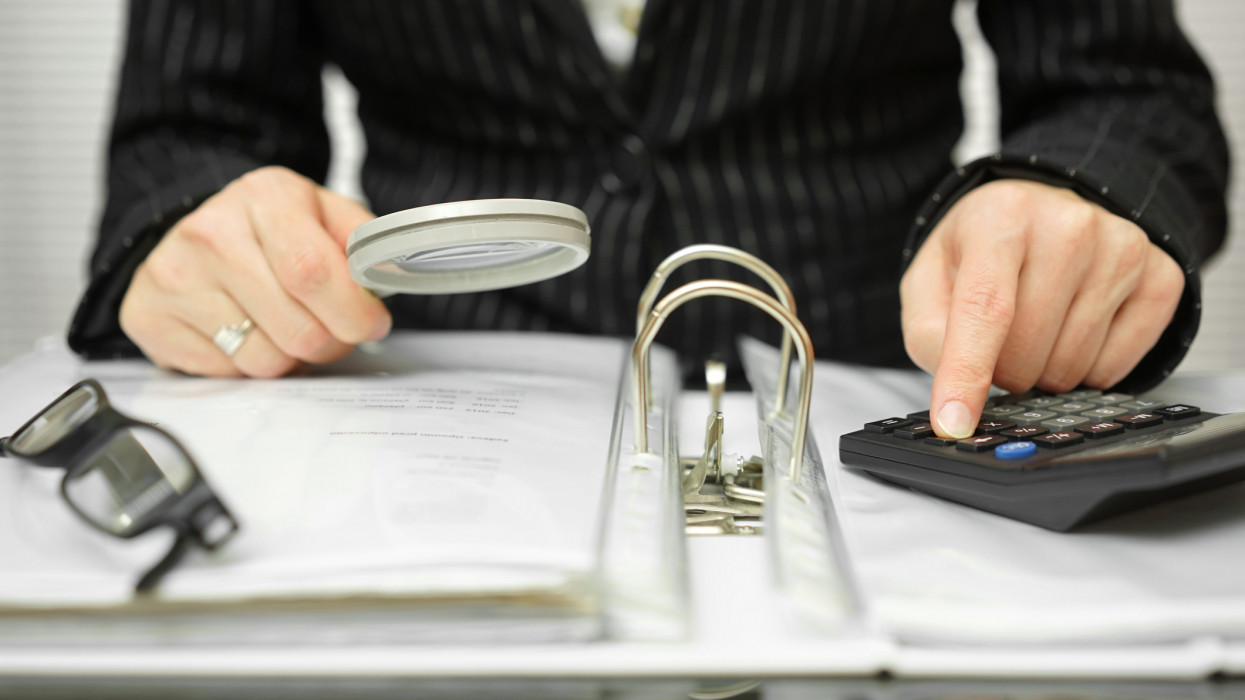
<box><xmin>0</xmin><ymin>332</ymin><xmax>686</xmax><ymax>644</ymax></box>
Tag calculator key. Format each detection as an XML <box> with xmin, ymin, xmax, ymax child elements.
<box><xmin>956</xmin><ymin>434</ymin><xmax>1012</xmax><ymax>452</ymax></box>
<box><xmin>1157</xmin><ymin>404</ymin><xmax>1200</xmax><ymax>420</ymax></box>
<box><xmin>994</xmin><ymin>392</ymin><xmax>1038</xmax><ymax>405</ymax></box>
<box><xmin>1042</xmin><ymin>415</ymin><xmax>1090</xmax><ymax>430</ymax></box>
<box><xmin>1076</xmin><ymin>421</ymin><xmax>1125</xmax><ymax>439</ymax></box>
<box><xmin>924</xmin><ymin>436</ymin><xmax>959</xmax><ymax>446</ymax></box>
<box><xmin>1091</xmin><ymin>393</ymin><xmax>1134</xmax><ymax>405</ymax></box>
<box><xmin>1052</xmin><ymin>401</ymin><xmax>1097</xmax><ymax>414</ymax></box>
<box><xmin>1019</xmin><ymin>396</ymin><xmax>1064</xmax><ymax>409</ymax></box>
<box><xmin>1081</xmin><ymin>406</ymin><xmax>1128</xmax><ymax>419</ymax></box>
<box><xmin>864</xmin><ymin>418</ymin><xmax>912</xmax><ymax>434</ymax></box>
<box><xmin>1015</xmin><ymin>409</ymin><xmax>1058</xmax><ymax>423</ymax></box>
<box><xmin>976</xmin><ymin>419</ymin><xmax>1016</xmax><ymax>433</ymax></box>
<box><xmin>907</xmin><ymin>410</ymin><xmax>931</xmax><ymax>420</ymax></box>
<box><xmin>1116</xmin><ymin>412</ymin><xmax>1164</xmax><ymax>429</ymax></box>
<box><xmin>995</xmin><ymin>441</ymin><xmax>1037</xmax><ymax>460</ymax></box>
<box><xmin>1000</xmin><ymin>425</ymin><xmax>1049</xmax><ymax>439</ymax></box>
<box><xmin>1057</xmin><ymin>389</ymin><xmax>1102</xmax><ymax>401</ymax></box>
<box><xmin>982</xmin><ymin>404</ymin><xmax>1025</xmax><ymax>418</ymax></box>
<box><xmin>1033</xmin><ymin>431</ymin><xmax>1085</xmax><ymax>449</ymax></box>
<box><xmin>1119</xmin><ymin>398</ymin><xmax>1166</xmax><ymax>411</ymax></box>
<box><xmin>894</xmin><ymin>422</ymin><xmax>936</xmax><ymax>440</ymax></box>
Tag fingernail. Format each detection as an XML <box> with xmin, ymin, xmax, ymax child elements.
<box><xmin>369</xmin><ymin>316</ymin><xmax>391</xmax><ymax>342</ymax></box>
<box><xmin>937</xmin><ymin>400</ymin><xmax>974</xmax><ymax>439</ymax></box>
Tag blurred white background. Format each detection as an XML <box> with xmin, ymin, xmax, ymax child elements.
<box><xmin>0</xmin><ymin>0</ymin><xmax>1241</xmax><ymax>371</ymax></box>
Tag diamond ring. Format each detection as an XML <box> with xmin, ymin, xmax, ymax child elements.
<box><xmin>212</xmin><ymin>318</ymin><xmax>254</xmax><ymax>358</ymax></box>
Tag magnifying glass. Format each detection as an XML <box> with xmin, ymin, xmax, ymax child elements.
<box><xmin>347</xmin><ymin>199</ymin><xmax>591</xmax><ymax>295</ymax></box>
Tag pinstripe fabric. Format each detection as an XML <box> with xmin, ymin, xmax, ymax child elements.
<box><xmin>71</xmin><ymin>0</ymin><xmax>1229</xmax><ymax>392</ymax></box>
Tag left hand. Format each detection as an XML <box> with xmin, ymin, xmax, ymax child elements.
<box><xmin>900</xmin><ymin>179</ymin><xmax>1186</xmax><ymax>439</ymax></box>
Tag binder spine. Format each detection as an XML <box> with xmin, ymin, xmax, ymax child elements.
<box><xmin>600</xmin><ymin>343</ymin><xmax>689</xmax><ymax>641</ymax></box>
<box><xmin>739</xmin><ymin>336</ymin><xmax>862</xmax><ymax>633</ymax></box>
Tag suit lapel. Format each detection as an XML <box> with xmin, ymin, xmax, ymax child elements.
<box><xmin>529</xmin><ymin>0</ymin><xmax>610</xmax><ymax>71</ymax></box>
<box><xmin>530</xmin><ymin>0</ymin><xmax>667</xmax><ymax>126</ymax></box>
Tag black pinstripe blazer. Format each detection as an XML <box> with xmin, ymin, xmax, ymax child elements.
<box><xmin>71</xmin><ymin>0</ymin><xmax>1229</xmax><ymax>391</ymax></box>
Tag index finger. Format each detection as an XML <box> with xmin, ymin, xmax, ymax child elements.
<box><xmin>316</xmin><ymin>186</ymin><xmax>376</xmax><ymax>250</ymax></box>
<box><xmin>929</xmin><ymin>241</ymin><xmax>1024</xmax><ymax>439</ymax></box>
<box><xmin>245</xmin><ymin>176</ymin><xmax>390</xmax><ymax>345</ymax></box>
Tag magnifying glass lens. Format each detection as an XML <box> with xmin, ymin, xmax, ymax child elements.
<box><xmin>391</xmin><ymin>241</ymin><xmax>558</xmax><ymax>273</ymax></box>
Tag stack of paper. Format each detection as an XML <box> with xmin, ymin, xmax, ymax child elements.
<box><xmin>0</xmin><ymin>332</ymin><xmax>685</xmax><ymax>645</ymax></box>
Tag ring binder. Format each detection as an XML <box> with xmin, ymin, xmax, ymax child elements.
<box><xmin>628</xmin><ymin>244</ymin><xmax>860</xmax><ymax>630</ymax></box>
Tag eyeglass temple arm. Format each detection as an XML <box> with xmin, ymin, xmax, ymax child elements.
<box><xmin>134</xmin><ymin>532</ymin><xmax>194</xmax><ymax>595</ymax></box>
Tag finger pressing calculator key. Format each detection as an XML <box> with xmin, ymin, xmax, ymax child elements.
<box><xmin>839</xmin><ymin>390</ymin><xmax>1245</xmax><ymax>531</ymax></box>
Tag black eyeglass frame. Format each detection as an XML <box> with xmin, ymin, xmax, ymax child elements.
<box><xmin>0</xmin><ymin>378</ymin><xmax>239</xmax><ymax>592</ymax></box>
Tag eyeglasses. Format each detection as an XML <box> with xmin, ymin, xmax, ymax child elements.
<box><xmin>0</xmin><ymin>379</ymin><xmax>239</xmax><ymax>593</ymax></box>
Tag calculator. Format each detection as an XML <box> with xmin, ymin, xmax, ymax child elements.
<box><xmin>838</xmin><ymin>389</ymin><xmax>1245</xmax><ymax>531</ymax></box>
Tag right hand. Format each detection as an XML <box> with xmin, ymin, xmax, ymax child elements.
<box><xmin>119</xmin><ymin>166</ymin><xmax>392</xmax><ymax>377</ymax></box>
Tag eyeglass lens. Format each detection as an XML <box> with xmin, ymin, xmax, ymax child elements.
<box><xmin>63</xmin><ymin>426</ymin><xmax>197</xmax><ymax>536</ymax></box>
<box><xmin>10</xmin><ymin>383</ymin><xmax>101</xmax><ymax>455</ymax></box>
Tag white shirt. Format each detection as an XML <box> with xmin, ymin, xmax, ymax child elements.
<box><xmin>581</xmin><ymin>0</ymin><xmax>646</xmax><ymax>73</ymax></box>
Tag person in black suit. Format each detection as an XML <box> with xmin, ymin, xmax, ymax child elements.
<box><xmin>71</xmin><ymin>0</ymin><xmax>1229</xmax><ymax>440</ymax></box>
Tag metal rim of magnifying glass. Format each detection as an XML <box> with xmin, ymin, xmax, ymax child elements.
<box><xmin>346</xmin><ymin>199</ymin><xmax>591</xmax><ymax>295</ymax></box>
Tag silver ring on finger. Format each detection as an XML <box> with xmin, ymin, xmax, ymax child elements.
<box><xmin>212</xmin><ymin>318</ymin><xmax>254</xmax><ymax>358</ymax></box>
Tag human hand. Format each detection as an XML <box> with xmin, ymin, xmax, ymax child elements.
<box><xmin>119</xmin><ymin>166</ymin><xmax>392</xmax><ymax>377</ymax></box>
<box><xmin>900</xmin><ymin>179</ymin><xmax>1185</xmax><ymax>439</ymax></box>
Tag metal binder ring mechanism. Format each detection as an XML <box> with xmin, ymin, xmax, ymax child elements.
<box><xmin>635</xmin><ymin>244</ymin><xmax>799</xmax><ymax>416</ymax></box>
<box><xmin>632</xmin><ymin>277</ymin><xmax>815</xmax><ymax>483</ymax></box>
<box><xmin>346</xmin><ymin>199</ymin><xmax>591</xmax><ymax>295</ymax></box>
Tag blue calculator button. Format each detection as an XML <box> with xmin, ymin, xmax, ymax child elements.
<box><xmin>995</xmin><ymin>441</ymin><xmax>1036</xmax><ymax>460</ymax></box>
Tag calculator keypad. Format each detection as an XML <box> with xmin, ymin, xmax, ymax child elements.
<box><xmin>865</xmin><ymin>417</ymin><xmax>911</xmax><ymax>434</ymax></box>
<box><xmin>1120</xmin><ymin>398</ymin><xmax>1165</xmax><ymax>411</ymax></box>
<box><xmin>995</xmin><ymin>441</ymin><xmax>1037</xmax><ymax>460</ymax></box>
<box><xmin>1157</xmin><ymin>404</ymin><xmax>1200</xmax><ymax>420</ymax></box>
<box><xmin>1000</xmin><ymin>425</ymin><xmax>1048</xmax><ymax>439</ymax></box>
<box><xmin>1052</xmin><ymin>401</ymin><xmax>1097</xmax><ymax>413</ymax></box>
<box><xmin>1083</xmin><ymin>406</ymin><xmax>1129</xmax><ymax>420</ymax></box>
<box><xmin>1116</xmin><ymin>412</ymin><xmax>1164</xmax><ymax>429</ymax></box>
<box><xmin>857</xmin><ymin>392</ymin><xmax>1200</xmax><ymax>469</ymax></box>
<box><xmin>1076</xmin><ymin>421</ymin><xmax>1125</xmax><ymax>438</ymax></box>
<box><xmin>894</xmin><ymin>422</ymin><xmax>935</xmax><ymax>440</ymax></box>
<box><xmin>1020</xmin><ymin>396</ymin><xmax>1064</xmax><ymax>409</ymax></box>
<box><xmin>957</xmin><ymin>435</ymin><xmax>1010</xmax><ymax>452</ymax></box>
<box><xmin>1032</xmin><ymin>431</ymin><xmax>1084</xmax><ymax>449</ymax></box>
<box><xmin>976</xmin><ymin>419</ymin><xmax>1016</xmax><ymax>433</ymax></box>
<box><xmin>1043</xmin><ymin>415</ymin><xmax>1090</xmax><ymax>430</ymax></box>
